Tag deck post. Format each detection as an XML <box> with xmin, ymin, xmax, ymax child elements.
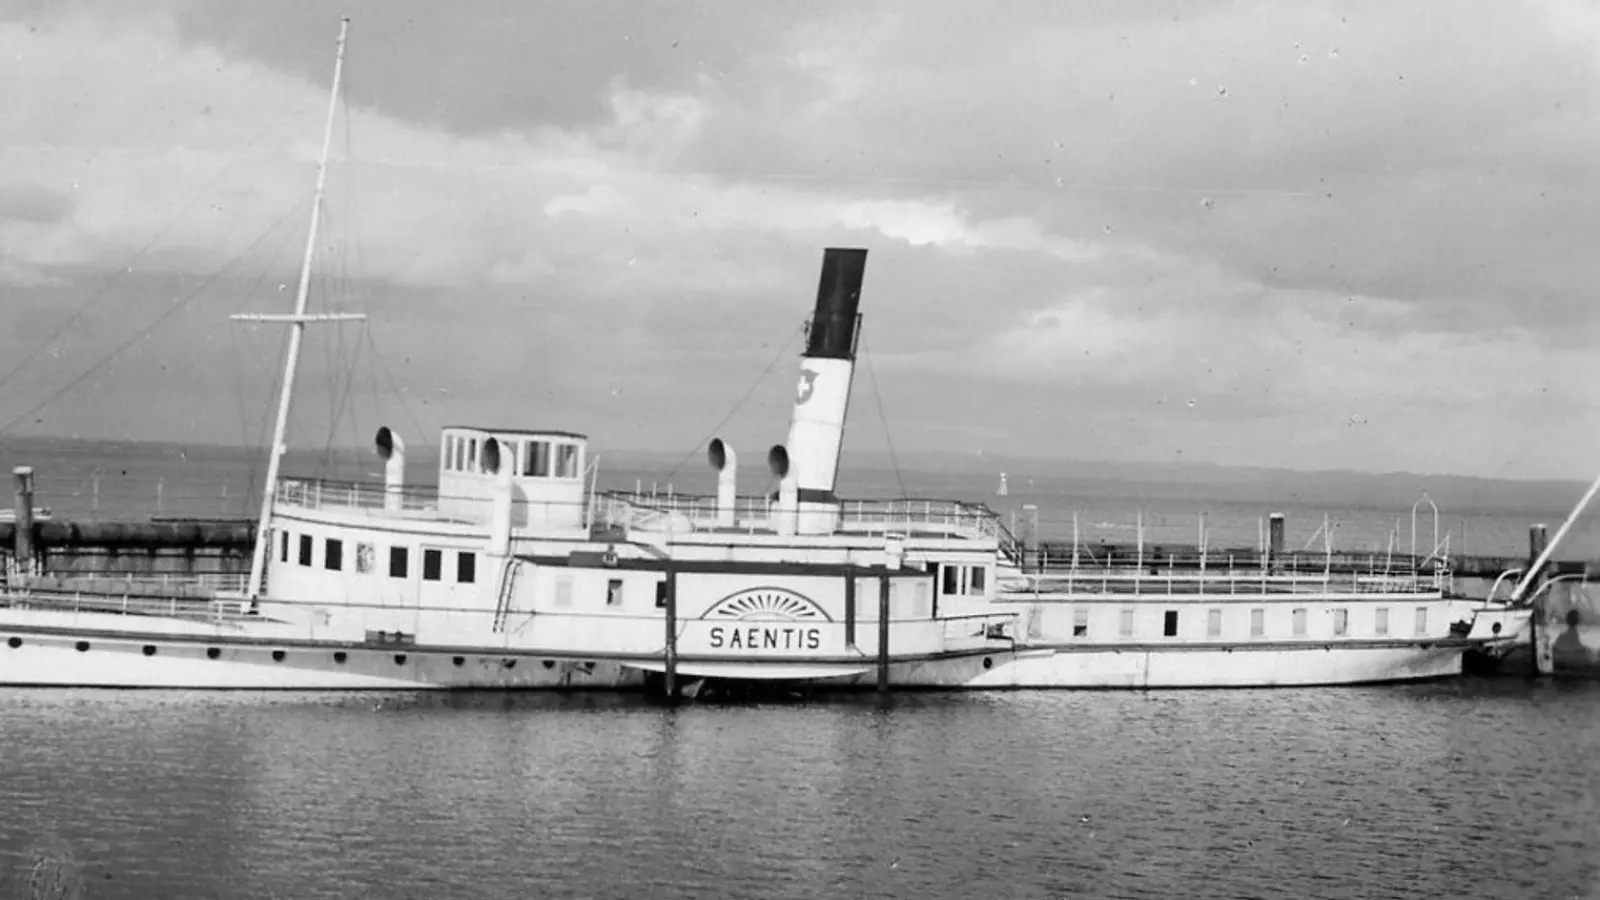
<box><xmin>13</xmin><ymin>466</ymin><xmax>34</xmax><ymax>578</ymax></box>
<box><xmin>877</xmin><ymin>573</ymin><xmax>891</xmax><ymax>694</ymax></box>
<box><xmin>1527</xmin><ymin>524</ymin><xmax>1553</xmax><ymax>676</ymax></box>
<box><xmin>844</xmin><ymin>573</ymin><xmax>856</xmax><ymax>650</ymax></box>
<box><xmin>664</xmin><ymin>568</ymin><xmax>679</xmax><ymax>699</ymax></box>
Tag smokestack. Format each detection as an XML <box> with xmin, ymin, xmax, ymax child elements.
<box><xmin>782</xmin><ymin>247</ymin><xmax>867</xmax><ymax>535</ymax></box>
<box><xmin>709</xmin><ymin>438</ymin><xmax>738</xmax><ymax>528</ymax></box>
<box><xmin>375</xmin><ymin>426</ymin><xmax>405</xmax><ymax>512</ymax></box>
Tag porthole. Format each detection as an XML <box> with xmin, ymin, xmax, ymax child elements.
<box><xmin>541</xmin><ymin>659</ymin><xmax>555</xmax><ymax>669</ymax></box>
<box><xmin>503</xmin><ymin>659</ymin><xmax>517</xmax><ymax>669</ymax></box>
<box><xmin>206</xmin><ymin>647</ymin><xmax>221</xmax><ymax>660</ymax></box>
<box><xmin>452</xmin><ymin>656</ymin><xmax>465</xmax><ymax>667</ymax></box>
<box><xmin>6</xmin><ymin>637</ymin><xmax>19</xmax><ymax>649</ymax></box>
<box><xmin>393</xmin><ymin>654</ymin><xmax>407</xmax><ymax>665</ymax></box>
<box><xmin>272</xmin><ymin>650</ymin><xmax>286</xmax><ymax>662</ymax></box>
<box><xmin>75</xmin><ymin>641</ymin><xmax>90</xmax><ymax>653</ymax></box>
<box><xmin>982</xmin><ymin>656</ymin><xmax>993</xmax><ymax>670</ymax></box>
<box><xmin>333</xmin><ymin>652</ymin><xmax>347</xmax><ymax>664</ymax></box>
<box><xmin>142</xmin><ymin>645</ymin><xmax>157</xmax><ymax>657</ymax></box>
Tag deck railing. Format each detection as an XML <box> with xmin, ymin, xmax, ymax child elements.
<box><xmin>999</xmin><ymin>565</ymin><xmax>1444</xmax><ymax>598</ymax></box>
<box><xmin>599</xmin><ymin>491</ymin><xmax>1002</xmax><ymax>541</ymax></box>
<box><xmin>1</xmin><ymin>584</ymin><xmax>252</xmax><ymax>621</ymax></box>
<box><xmin>274</xmin><ymin>478</ymin><xmax>594</xmax><ymax>530</ymax></box>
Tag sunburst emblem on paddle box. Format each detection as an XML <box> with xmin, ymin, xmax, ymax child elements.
<box><xmin>704</xmin><ymin>587</ymin><xmax>832</xmax><ymax>622</ymax></box>
<box><xmin>701</xmin><ymin>587</ymin><xmax>832</xmax><ymax>652</ymax></box>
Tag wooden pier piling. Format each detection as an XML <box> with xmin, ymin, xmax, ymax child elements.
<box><xmin>1529</xmin><ymin>524</ymin><xmax>1555</xmax><ymax>676</ymax></box>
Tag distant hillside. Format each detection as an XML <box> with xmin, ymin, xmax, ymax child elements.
<box><xmin>0</xmin><ymin>434</ymin><xmax>1590</xmax><ymax>521</ymax></box>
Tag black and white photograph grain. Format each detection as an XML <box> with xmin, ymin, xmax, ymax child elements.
<box><xmin>1</xmin><ymin>1</ymin><xmax>1598</xmax><ymax>897</ymax></box>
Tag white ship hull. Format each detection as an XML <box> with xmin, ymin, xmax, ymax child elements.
<box><xmin>0</xmin><ymin>603</ymin><xmax>1525</xmax><ymax>691</ymax></box>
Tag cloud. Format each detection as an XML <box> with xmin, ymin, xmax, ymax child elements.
<box><xmin>2</xmin><ymin>1</ymin><xmax>1599</xmax><ymax>482</ymax></box>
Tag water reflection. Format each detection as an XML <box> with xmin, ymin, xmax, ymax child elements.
<box><xmin>1</xmin><ymin>681</ymin><xmax>1597</xmax><ymax>899</ymax></box>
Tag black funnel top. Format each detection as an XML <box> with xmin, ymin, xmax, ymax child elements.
<box><xmin>804</xmin><ymin>248</ymin><xmax>867</xmax><ymax>360</ymax></box>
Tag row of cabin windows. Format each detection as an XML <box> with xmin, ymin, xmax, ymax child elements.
<box><xmin>938</xmin><ymin>564</ymin><xmax>987</xmax><ymax>596</ymax></box>
<box><xmin>443</xmin><ymin>435</ymin><xmax>581</xmax><ymax>479</ymax></box>
<box><xmin>1050</xmin><ymin>605</ymin><xmax>1431</xmax><ymax>640</ymax></box>
<box><xmin>278</xmin><ymin>532</ymin><xmax>477</xmax><ymax>584</ymax></box>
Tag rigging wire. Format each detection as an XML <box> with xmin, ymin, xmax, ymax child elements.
<box><xmin>661</xmin><ymin>322</ymin><xmax>805</xmax><ymax>482</ymax></box>
<box><xmin>0</xmin><ymin>202</ymin><xmax>309</xmax><ymax>437</ymax></box>
<box><xmin>0</xmin><ymin>90</ymin><xmax>307</xmax><ymax>398</ymax></box>
<box><xmin>859</xmin><ymin>338</ymin><xmax>909</xmax><ymax>500</ymax></box>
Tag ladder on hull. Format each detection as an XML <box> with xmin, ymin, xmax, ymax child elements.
<box><xmin>491</xmin><ymin>558</ymin><xmax>521</xmax><ymax>634</ymax></box>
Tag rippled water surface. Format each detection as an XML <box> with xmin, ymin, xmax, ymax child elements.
<box><xmin>2</xmin><ymin>679</ymin><xmax>1598</xmax><ymax>899</ymax></box>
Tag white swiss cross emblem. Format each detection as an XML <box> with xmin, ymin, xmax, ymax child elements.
<box><xmin>796</xmin><ymin>369</ymin><xmax>818</xmax><ymax>405</ymax></box>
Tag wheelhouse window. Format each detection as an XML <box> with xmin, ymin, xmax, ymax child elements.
<box><xmin>299</xmin><ymin>534</ymin><xmax>313</xmax><ymax>566</ymax></box>
<box><xmin>423</xmin><ymin>549</ymin><xmax>442</xmax><ymax>582</ymax></box>
<box><xmin>467</xmin><ymin>439</ymin><xmax>478</xmax><ymax>472</ymax></box>
<box><xmin>525</xmin><ymin>441</ymin><xmax>550</xmax><ymax>477</ymax></box>
<box><xmin>325</xmin><ymin>538</ymin><xmax>343</xmax><ymax>571</ymax></box>
<box><xmin>555</xmin><ymin>443</ymin><xmax>580</xmax><ymax>478</ymax></box>
<box><xmin>457</xmin><ymin>551</ymin><xmax>476</xmax><ymax>584</ymax></box>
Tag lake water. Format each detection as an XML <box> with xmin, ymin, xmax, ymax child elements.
<box><xmin>3</xmin><ymin>679</ymin><xmax>1598</xmax><ymax>899</ymax></box>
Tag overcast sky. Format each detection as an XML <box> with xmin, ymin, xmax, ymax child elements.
<box><xmin>2</xmin><ymin>0</ymin><xmax>1598</xmax><ymax>481</ymax></box>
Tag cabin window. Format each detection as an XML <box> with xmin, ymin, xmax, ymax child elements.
<box><xmin>1207</xmin><ymin>608</ymin><xmax>1223</xmax><ymax>638</ymax></box>
<box><xmin>967</xmin><ymin>566</ymin><xmax>986</xmax><ymax>596</ymax></box>
<box><xmin>555</xmin><ymin>576</ymin><xmax>573</xmax><ymax>609</ymax></box>
<box><xmin>606</xmin><ymin>579</ymin><xmax>623</xmax><ymax>607</ymax></box>
<box><xmin>1375</xmin><ymin>607</ymin><xmax>1389</xmax><ymax>636</ymax></box>
<box><xmin>1073</xmin><ymin>608</ymin><xmax>1089</xmax><ymax>637</ymax></box>
<box><xmin>389</xmin><ymin>546</ymin><xmax>408</xmax><ymax>578</ymax></box>
<box><xmin>912</xmin><ymin>581</ymin><xmax>931</xmax><ymax>616</ymax></box>
<box><xmin>1414</xmin><ymin>606</ymin><xmax>1428</xmax><ymax>635</ymax></box>
<box><xmin>1250</xmin><ymin>608</ymin><xmax>1265</xmax><ymax>638</ymax></box>
<box><xmin>556</xmin><ymin>443</ymin><xmax>579</xmax><ymax>478</ymax></box>
<box><xmin>356</xmin><ymin>543</ymin><xmax>374</xmax><ymax>574</ymax></box>
<box><xmin>467</xmin><ymin>439</ymin><xmax>479</xmax><ymax>472</ymax></box>
<box><xmin>453</xmin><ymin>436</ymin><xmax>464</xmax><ymax>471</ymax></box>
<box><xmin>279</xmin><ymin>531</ymin><xmax>289</xmax><ymax>563</ymax></box>
<box><xmin>325</xmin><ymin>538</ymin><xmax>343</xmax><ymax>571</ymax></box>
<box><xmin>1119</xmin><ymin>608</ymin><xmax>1135</xmax><ymax>638</ymax></box>
<box><xmin>457</xmin><ymin>552</ymin><xmax>476</xmax><ymax>584</ymax></box>
<box><xmin>423</xmin><ymin>549</ymin><xmax>442</xmax><ymax>582</ymax></box>
<box><xmin>1027</xmin><ymin>608</ymin><xmax>1044</xmax><ymax>639</ymax></box>
<box><xmin>1333</xmin><ymin>608</ymin><xmax>1349</xmax><ymax>637</ymax></box>
<box><xmin>1292</xmin><ymin>608</ymin><xmax>1307</xmax><ymax>637</ymax></box>
<box><xmin>655</xmin><ymin>580</ymin><xmax>669</xmax><ymax>609</ymax></box>
<box><xmin>298</xmin><ymin>534</ymin><xmax>313</xmax><ymax>566</ymax></box>
<box><xmin>527</xmin><ymin>441</ymin><xmax>550</xmax><ymax>477</ymax></box>
<box><xmin>942</xmin><ymin>565</ymin><xmax>960</xmax><ymax>595</ymax></box>
<box><xmin>1163</xmin><ymin>610</ymin><xmax>1179</xmax><ymax>637</ymax></box>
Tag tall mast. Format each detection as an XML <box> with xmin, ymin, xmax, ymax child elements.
<box><xmin>235</xmin><ymin>17</ymin><xmax>364</xmax><ymax>598</ymax></box>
